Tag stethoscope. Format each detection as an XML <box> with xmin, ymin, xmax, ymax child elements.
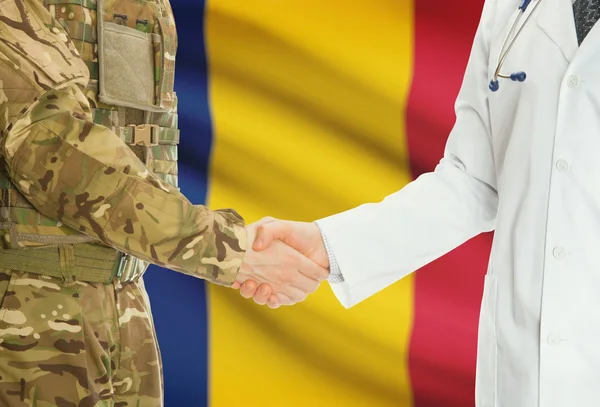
<box><xmin>489</xmin><ymin>0</ymin><xmax>542</xmax><ymax>91</ymax></box>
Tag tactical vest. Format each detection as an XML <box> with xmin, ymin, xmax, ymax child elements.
<box><xmin>0</xmin><ymin>0</ymin><xmax>179</xmax><ymax>283</ymax></box>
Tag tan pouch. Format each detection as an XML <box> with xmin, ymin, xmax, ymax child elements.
<box><xmin>97</xmin><ymin>0</ymin><xmax>167</xmax><ymax>112</ymax></box>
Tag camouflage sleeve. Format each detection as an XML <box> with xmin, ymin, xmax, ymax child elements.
<box><xmin>0</xmin><ymin>0</ymin><xmax>246</xmax><ymax>286</ymax></box>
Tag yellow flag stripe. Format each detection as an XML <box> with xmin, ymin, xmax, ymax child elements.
<box><xmin>206</xmin><ymin>1</ymin><xmax>415</xmax><ymax>405</ymax></box>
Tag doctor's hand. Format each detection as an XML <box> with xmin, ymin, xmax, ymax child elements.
<box><xmin>232</xmin><ymin>220</ymin><xmax>329</xmax><ymax>307</ymax></box>
<box><xmin>236</xmin><ymin>218</ymin><xmax>330</xmax><ymax>308</ymax></box>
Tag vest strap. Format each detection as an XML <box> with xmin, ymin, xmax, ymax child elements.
<box><xmin>117</xmin><ymin>124</ymin><xmax>179</xmax><ymax>146</ymax></box>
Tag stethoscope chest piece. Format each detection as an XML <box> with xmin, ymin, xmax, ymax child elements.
<box><xmin>489</xmin><ymin>72</ymin><xmax>527</xmax><ymax>92</ymax></box>
<box><xmin>489</xmin><ymin>0</ymin><xmax>540</xmax><ymax>92</ymax></box>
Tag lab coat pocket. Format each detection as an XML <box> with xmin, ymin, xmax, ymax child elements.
<box><xmin>475</xmin><ymin>273</ymin><xmax>498</xmax><ymax>407</ymax></box>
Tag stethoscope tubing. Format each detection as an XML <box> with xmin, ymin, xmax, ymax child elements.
<box><xmin>490</xmin><ymin>0</ymin><xmax>543</xmax><ymax>91</ymax></box>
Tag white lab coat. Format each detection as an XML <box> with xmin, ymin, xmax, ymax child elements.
<box><xmin>316</xmin><ymin>0</ymin><xmax>600</xmax><ymax>406</ymax></box>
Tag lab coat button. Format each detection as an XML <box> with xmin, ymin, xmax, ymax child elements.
<box><xmin>547</xmin><ymin>334</ymin><xmax>560</xmax><ymax>346</ymax></box>
<box><xmin>556</xmin><ymin>159</ymin><xmax>569</xmax><ymax>172</ymax></box>
<box><xmin>567</xmin><ymin>75</ymin><xmax>579</xmax><ymax>87</ymax></box>
<box><xmin>553</xmin><ymin>247</ymin><xmax>566</xmax><ymax>259</ymax></box>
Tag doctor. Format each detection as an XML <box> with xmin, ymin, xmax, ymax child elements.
<box><xmin>236</xmin><ymin>0</ymin><xmax>600</xmax><ymax>405</ymax></box>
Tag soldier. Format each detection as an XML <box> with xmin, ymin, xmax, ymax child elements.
<box><xmin>0</xmin><ymin>0</ymin><xmax>329</xmax><ymax>405</ymax></box>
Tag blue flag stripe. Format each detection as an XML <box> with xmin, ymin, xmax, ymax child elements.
<box><xmin>143</xmin><ymin>0</ymin><xmax>212</xmax><ymax>406</ymax></box>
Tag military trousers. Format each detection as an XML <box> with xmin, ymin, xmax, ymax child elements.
<box><xmin>0</xmin><ymin>269</ymin><xmax>163</xmax><ymax>407</ymax></box>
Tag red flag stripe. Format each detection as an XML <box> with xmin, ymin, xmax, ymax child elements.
<box><xmin>406</xmin><ymin>1</ymin><xmax>492</xmax><ymax>406</ymax></box>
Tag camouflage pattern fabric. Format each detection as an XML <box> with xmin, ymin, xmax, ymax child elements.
<box><xmin>0</xmin><ymin>0</ymin><xmax>247</xmax><ymax>286</ymax></box>
<box><xmin>0</xmin><ymin>0</ymin><xmax>248</xmax><ymax>405</ymax></box>
<box><xmin>0</xmin><ymin>268</ymin><xmax>162</xmax><ymax>407</ymax></box>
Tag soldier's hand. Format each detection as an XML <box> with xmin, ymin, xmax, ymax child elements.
<box><xmin>233</xmin><ymin>222</ymin><xmax>329</xmax><ymax>308</ymax></box>
<box><xmin>235</xmin><ymin>218</ymin><xmax>330</xmax><ymax>308</ymax></box>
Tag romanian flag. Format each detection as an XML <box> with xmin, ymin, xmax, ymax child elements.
<box><xmin>143</xmin><ymin>0</ymin><xmax>494</xmax><ymax>406</ymax></box>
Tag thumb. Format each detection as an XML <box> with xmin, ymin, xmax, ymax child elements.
<box><xmin>253</xmin><ymin>221</ymin><xmax>292</xmax><ymax>251</ymax></box>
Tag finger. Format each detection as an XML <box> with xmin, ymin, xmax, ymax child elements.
<box><xmin>284</xmin><ymin>267</ymin><xmax>320</xmax><ymax>295</ymax></box>
<box><xmin>253</xmin><ymin>284</ymin><xmax>272</xmax><ymax>305</ymax></box>
<box><xmin>254</xmin><ymin>216</ymin><xmax>277</xmax><ymax>227</ymax></box>
<box><xmin>268</xmin><ymin>293</ymin><xmax>295</xmax><ymax>308</ymax></box>
<box><xmin>275</xmin><ymin>293</ymin><xmax>295</xmax><ymax>306</ymax></box>
<box><xmin>248</xmin><ymin>217</ymin><xmax>277</xmax><ymax>251</ymax></box>
<box><xmin>278</xmin><ymin>284</ymin><xmax>308</xmax><ymax>304</ymax></box>
<box><xmin>294</xmin><ymin>252</ymin><xmax>330</xmax><ymax>281</ymax></box>
<box><xmin>240</xmin><ymin>280</ymin><xmax>258</xmax><ymax>298</ymax></box>
<box><xmin>267</xmin><ymin>294</ymin><xmax>281</xmax><ymax>309</ymax></box>
<box><xmin>231</xmin><ymin>281</ymin><xmax>241</xmax><ymax>289</ymax></box>
<box><xmin>253</xmin><ymin>221</ymin><xmax>294</xmax><ymax>251</ymax></box>
<box><xmin>252</xmin><ymin>283</ymin><xmax>273</xmax><ymax>305</ymax></box>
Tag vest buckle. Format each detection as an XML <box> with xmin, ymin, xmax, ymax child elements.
<box><xmin>128</xmin><ymin>124</ymin><xmax>159</xmax><ymax>146</ymax></box>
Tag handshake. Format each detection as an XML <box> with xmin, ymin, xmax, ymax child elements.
<box><xmin>232</xmin><ymin>217</ymin><xmax>330</xmax><ymax>309</ymax></box>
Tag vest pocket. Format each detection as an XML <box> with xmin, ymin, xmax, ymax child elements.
<box><xmin>475</xmin><ymin>273</ymin><xmax>498</xmax><ymax>407</ymax></box>
<box><xmin>98</xmin><ymin>21</ymin><xmax>157</xmax><ymax>110</ymax></box>
<box><xmin>96</xmin><ymin>0</ymin><xmax>176</xmax><ymax>112</ymax></box>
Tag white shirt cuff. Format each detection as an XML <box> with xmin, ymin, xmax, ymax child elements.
<box><xmin>314</xmin><ymin>222</ymin><xmax>345</xmax><ymax>284</ymax></box>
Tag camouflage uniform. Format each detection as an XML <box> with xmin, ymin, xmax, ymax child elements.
<box><xmin>0</xmin><ymin>0</ymin><xmax>247</xmax><ymax>405</ymax></box>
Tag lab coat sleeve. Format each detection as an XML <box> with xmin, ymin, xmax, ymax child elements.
<box><xmin>316</xmin><ymin>0</ymin><xmax>498</xmax><ymax>308</ymax></box>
